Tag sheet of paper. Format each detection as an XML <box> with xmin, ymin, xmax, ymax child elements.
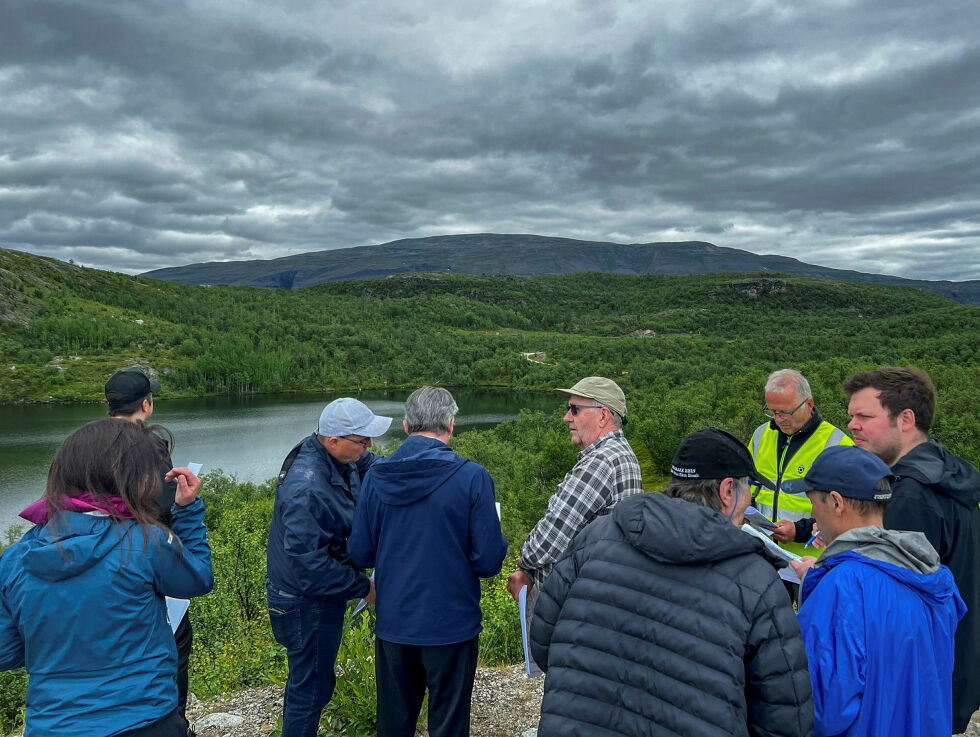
<box><xmin>744</xmin><ymin>506</ymin><xmax>778</xmax><ymax>531</ymax></box>
<box><xmin>346</xmin><ymin>572</ymin><xmax>375</xmax><ymax>625</ymax></box>
<box><xmin>165</xmin><ymin>597</ymin><xmax>190</xmax><ymax>634</ymax></box>
<box><xmin>741</xmin><ymin>524</ymin><xmax>802</xmax><ymax>583</ymax></box>
<box><xmin>495</xmin><ymin>502</ymin><xmax>501</xmax><ymax>521</ymax></box>
<box><xmin>519</xmin><ymin>585</ymin><xmax>532</xmax><ymax>676</ymax></box>
<box><xmin>187</xmin><ymin>462</ymin><xmax>204</xmax><ymax>476</ymax></box>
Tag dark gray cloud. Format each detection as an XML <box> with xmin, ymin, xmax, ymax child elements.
<box><xmin>1</xmin><ymin>0</ymin><xmax>979</xmax><ymax>279</ymax></box>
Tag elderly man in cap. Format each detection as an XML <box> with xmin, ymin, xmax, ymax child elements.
<box><xmin>789</xmin><ymin>445</ymin><xmax>965</xmax><ymax>737</ymax></box>
<box><xmin>506</xmin><ymin>377</ymin><xmax>642</xmax><ymax>670</ymax></box>
<box><xmin>266</xmin><ymin>397</ymin><xmax>392</xmax><ymax>737</ymax></box>
<box><xmin>530</xmin><ymin>428</ymin><xmax>813</xmax><ymax>736</ymax></box>
<box><xmin>106</xmin><ymin>366</ymin><xmax>197</xmax><ymax>732</ymax></box>
<box><xmin>349</xmin><ymin>387</ymin><xmax>508</xmax><ymax>737</ymax></box>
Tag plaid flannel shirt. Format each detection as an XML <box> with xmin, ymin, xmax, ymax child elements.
<box><xmin>520</xmin><ymin>429</ymin><xmax>643</xmax><ymax>586</ymax></box>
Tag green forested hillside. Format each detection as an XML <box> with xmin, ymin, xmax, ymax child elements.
<box><xmin>2</xmin><ymin>247</ymin><xmax>979</xmax><ymax>469</ymax></box>
<box><xmin>3</xmin><ymin>247</ymin><xmax>980</xmax><ymax>734</ymax></box>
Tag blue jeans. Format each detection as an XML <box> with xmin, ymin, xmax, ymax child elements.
<box><xmin>267</xmin><ymin>584</ymin><xmax>347</xmax><ymax>737</ymax></box>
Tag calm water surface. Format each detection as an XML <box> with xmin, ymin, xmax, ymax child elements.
<box><xmin>0</xmin><ymin>389</ymin><xmax>557</xmax><ymax>534</ymax></box>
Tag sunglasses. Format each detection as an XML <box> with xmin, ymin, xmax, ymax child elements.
<box><xmin>566</xmin><ymin>403</ymin><xmax>604</xmax><ymax>416</ymax></box>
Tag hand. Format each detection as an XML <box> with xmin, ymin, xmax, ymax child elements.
<box><xmin>790</xmin><ymin>555</ymin><xmax>818</xmax><ymax>578</ymax></box>
<box><xmin>507</xmin><ymin>570</ymin><xmax>533</xmax><ymax>602</ymax></box>
<box><xmin>772</xmin><ymin>520</ymin><xmax>796</xmax><ymax>543</ymax></box>
<box><xmin>165</xmin><ymin>467</ymin><xmax>201</xmax><ymax>506</ymax></box>
<box><xmin>363</xmin><ymin>578</ymin><xmax>376</xmax><ymax>606</ymax></box>
<box><xmin>806</xmin><ymin>524</ymin><xmax>827</xmax><ymax>549</ymax></box>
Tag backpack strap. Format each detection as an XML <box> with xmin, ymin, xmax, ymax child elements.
<box><xmin>277</xmin><ymin>441</ymin><xmax>305</xmax><ymax>485</ymax></box>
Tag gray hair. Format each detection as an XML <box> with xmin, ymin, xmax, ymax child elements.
<box><xmin>765</xmin><ymin>369</ymin><xmax>812</xmax><ymax>401</ymax></box>
<box><xmin>405</xmin><ymin>386</ymin><xmax>458</xmax><ymax>434</ymax></box>
<box><xmin>662</xmin><ymin>476</ymin><xmax>750</xmax><ymax>513</ymax></box>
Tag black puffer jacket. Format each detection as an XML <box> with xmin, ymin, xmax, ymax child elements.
<box><xmin>530</xmin><ymin>492</ymin><xmax>813</xmax><ymax>737</ymax></box>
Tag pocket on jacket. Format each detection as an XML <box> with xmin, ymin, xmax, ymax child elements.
<box><xmin>268</xmin><ymin>605</ymin><xmax>301</xmax><ymax>649</ymax></box>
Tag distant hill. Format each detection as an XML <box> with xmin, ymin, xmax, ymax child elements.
<box><xmin>143</xmin><ymin>233</ymin><xmax>980</xmax><ymax>304</ymax></box>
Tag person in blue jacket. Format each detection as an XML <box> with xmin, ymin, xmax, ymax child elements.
<box><xmin>789</xmin><ymin>445</ymin><xmax>965</xmax><ymax>737</ymax></box>
<box><xmin>265</xmin><ymin>397</ymin><xmax>392</xmax><ymax>737</ymax></box>
<box><xmin>349</xmin><ymin>386</ymin><xmax>508</xmax><ymax>737</ymax></box>
<box><xmin>0</xmin><ymin>419</ymin><xmax>214</xmax><ymax>737</ymax></box>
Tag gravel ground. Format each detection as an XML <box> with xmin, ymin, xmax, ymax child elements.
<box><xmin>187</xmin><ymin>669</ymin><xmax>979</xmax><ymax>737</ymax></box>
<box><xmin>186</xmin><ymin>665</ymin><xmax>544</xmax><ymax>737</ymax></box>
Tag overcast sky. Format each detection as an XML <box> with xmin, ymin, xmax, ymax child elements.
<box><xmin>2</xmin><ymin>0</ymin><xmax>979</xmax><ymax>280</ymax></box>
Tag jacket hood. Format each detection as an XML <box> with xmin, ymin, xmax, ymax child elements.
<box><xmin>21</xmin><ymin>512</ymin><xmax>127</xmax><ymax>582</ymax></box>
<box><xmin>811</xmin><ymin>549</ymin><xmax>963</xmax><ymax>613</ymax></box>
<box><xmin>613</xmin><ymin>492</ymin><xmax>777</xmax><ymax>566</ymax></box>
<box><xmin>820</xmin><ymin>526</ymin><xmax>939</xmax><ymax>575</ymax></box>
<box><xmin>894</xmin><ymin>440</ymin><xmax>980</xmax><ymax>508</ymax></box>
<box><xmin>367</xmin><ymin>435</ymin><xmax>469</xmax><ymax>506</ymax></box>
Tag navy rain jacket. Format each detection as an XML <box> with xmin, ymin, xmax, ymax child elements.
<box><xmin>266</xmin><ymin>433</ymin><xmax>375</xmax><ymax>600</ymax></box>
<box><xmin>348</xmin><ymin>435</ymin><xmax>508</xmax><ymax>646</ymax></box>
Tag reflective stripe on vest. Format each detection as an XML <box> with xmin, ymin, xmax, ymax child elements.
<box><xmin>749</xmin><ymin>422</ymin><xmax>853</xmax><ymax>522</ymax></box>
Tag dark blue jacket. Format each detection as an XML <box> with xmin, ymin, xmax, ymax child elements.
<box><xmin>348</xmin><ymin>435</ymin><xmax>507</xmax><ymax>645</ymax></box>
<box><xmin>266</xmin><ymin>434</ymin><xmax>375</xmax><ymax>600</ymax></box>
<box><xmin>0</xmin><ymin>500</ymin><xmax>213</xmax><ymax>736</ymax></box>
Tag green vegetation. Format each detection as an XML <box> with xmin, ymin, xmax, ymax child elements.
<box><xmin>0</xmin><ymin>410</ymin><xmax>576</xmax><ymax>735</ymax></box>
<box><xmin>2</xmin><ymin>249</ymin><xmax>979</xmax><ymax>464</ymax></box>
<box><xmin>2</xmin><ymin>247</ymin><xmax>980</xmax><ymax>734</ymax></box>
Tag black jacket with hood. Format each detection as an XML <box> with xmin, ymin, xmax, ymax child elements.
<box><xmin>885</xmin><ymin>439</ymin><xmax>980</xmax><ymax>732</ymax></box>
<box><xmin>529</xmin><ymin>492</ymin><xmax>813</xmax><ymax>737</ymax></box>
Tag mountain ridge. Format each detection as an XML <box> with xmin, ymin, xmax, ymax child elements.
<box><xmin>137</xmin><ymin>233</ymin><xmax>977</xmax><ymax>304</ymax></box>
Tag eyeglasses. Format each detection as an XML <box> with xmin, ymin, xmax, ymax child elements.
<box><xmin>338</xmin><ymin>435</ymin><xmax>372</xmax><ymax>448</ymax></box>
<box><xmin>567</xmin><ymin>403</ymin><xmax>604</xmax><ymax>416</ymax></box>
<box><xmin>763</xmin><ymin>398</ymin><xmax>807</xmax><ymax>419</ymax></box>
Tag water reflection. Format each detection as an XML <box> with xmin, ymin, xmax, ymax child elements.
<box><xmin>0</xmin><ymin>388</ymin><xmax>558</xmax><ymax>532</ymax></box>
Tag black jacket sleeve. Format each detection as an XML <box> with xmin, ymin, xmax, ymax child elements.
<box><xmin>529</xmin><ymin>544</ymin><xmax>581</xmax><ymax>672</ymax></box>
<box><xmin>793</xmin><ymin>517</ymin><xmax>815</xmax><ymax>543</ymax></box>
<box><xmin>744</xmin><ymin>574</ymin><xmax>815</xmax><ymax>737</ymax></box>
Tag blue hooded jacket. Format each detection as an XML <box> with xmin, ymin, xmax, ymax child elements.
<box><xmin>348</xmin><ymin>435</ymin><xmax>508</xmax><ymax>646</ymax></box>
<box><xmin>798</xmin><ymin>527</ymin><xmax>965</xmax><ymax>737</ymax></box>
<box><xmin>0</xmin><ymin>499</ymin><xmax>213</xmax><ymax>737</ymax></box>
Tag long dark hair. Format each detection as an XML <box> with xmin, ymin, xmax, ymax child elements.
<box><xmin>45</xmin><ymin>419</ymin><xmax>171</xmax><ymax>537</ymax></box>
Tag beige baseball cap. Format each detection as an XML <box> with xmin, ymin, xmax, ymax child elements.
<box><xmin>554</xmin><ymin>376</ymin><xmax>627</xmax><ymax>418</ymax></box>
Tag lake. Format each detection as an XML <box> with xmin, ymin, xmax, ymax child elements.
<box><xmin>0</xmin><ymin>388</ymin><xmax>559</xmax><ymax>535</ymax></box>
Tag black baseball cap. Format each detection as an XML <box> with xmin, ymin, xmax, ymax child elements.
<box><xmin>671</xmin><ymin>428</ymin><xmax>774</xmax><ymax>489</ymax></box>
<box><xmin>105</xmin><ymin>367</ymin><xmax>161</xmax><ymax>406</ymax></box>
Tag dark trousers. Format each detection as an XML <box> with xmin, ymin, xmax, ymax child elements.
<box><xmin>117</xmin><ymin>709</ymin><xmax>187</xmax><ymax>737</ymax></box>
<box><xmin>267</xmin><ymin>585</ymin><xmax>347</xmax><ymax>737</ymax></box>
<box><xmin>174</xmin><ymin>613</ymin><xmax>193</xmax><ymax>722</ymax></box>
<box><xmin>376</xmin><ymin>636</ymin><xmax>479</xmax><ymax>737</ymax></box>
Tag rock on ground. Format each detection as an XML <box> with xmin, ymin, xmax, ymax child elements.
<box><xmin>186</xmin><ymin>665</ymin><xmax>544</xmax><ymax>737</ymax></box>
<box><xmin>186</xmin><ymin>670</ymin><xmax>979</xmax><ymax>737</ymax></box>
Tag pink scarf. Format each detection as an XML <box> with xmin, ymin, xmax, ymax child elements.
<box><xmin>19</xmin><ymin>492</ymin><xmax>134</xmax><ymax>524</ymax></box>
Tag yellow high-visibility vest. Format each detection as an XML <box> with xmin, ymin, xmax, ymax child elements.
<box><xmin>749</xmin><ymin>420</ymin><xmax>853</xmax><ymax>556</ymax></box>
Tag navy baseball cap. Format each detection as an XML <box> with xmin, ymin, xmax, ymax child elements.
<box><xmin>671</xmin><ymin>428</ymin><xmax>774</xmax><ymax>489</ymax></box>
<box><xmin>783</xmin><ymin>445</ymin><xmax>894</xmax><ymax>501</ymax></box>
